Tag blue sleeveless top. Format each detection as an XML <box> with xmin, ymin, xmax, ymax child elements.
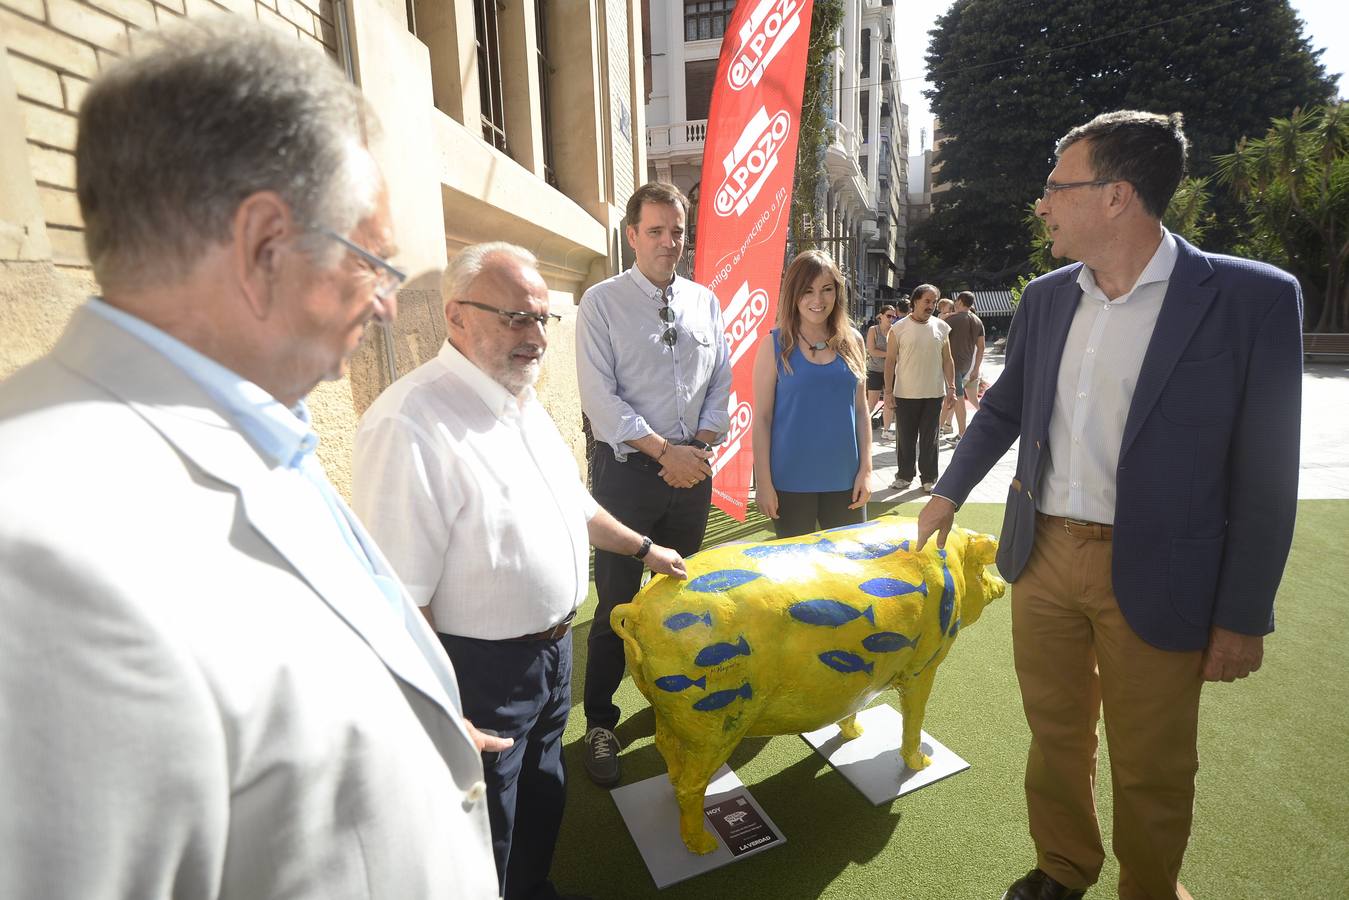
<box><xmin>768</xmin><ymin>329</ymin><xmax>861</xmax><ymax>492</ymax></box>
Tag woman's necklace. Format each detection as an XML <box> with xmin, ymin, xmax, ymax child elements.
<box><xmin>803</xmin><ymin>336</ymin><xmax>829</xmax><ymax>351</ymax></box>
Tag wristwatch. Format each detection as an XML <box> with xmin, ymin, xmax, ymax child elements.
<box><xmin>633</xmin><ymin>536</ymin><xmax>653</xmax><ymax>559</ymax></box>
<box><xmin>686</xmin><ymin>438</ymin><xmax>712</xmax><ymax>452</ymax></box>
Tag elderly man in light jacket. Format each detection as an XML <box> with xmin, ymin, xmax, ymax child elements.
<box><xmin>0</xmin><ymin>18</ymin><xmax>501</xmax><ymax>900</ymax></box>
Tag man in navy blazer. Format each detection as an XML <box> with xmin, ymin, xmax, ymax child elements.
<box><xmin>916</xmin><ymin>111</ymin><xmax>1301</xmax><ymax>900</ymax></box>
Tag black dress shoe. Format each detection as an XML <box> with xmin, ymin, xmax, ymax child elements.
<box><xmin>1002</xmin><ymin>868</ymin><xmax>1086</xmax><ymax>900</ymax></box>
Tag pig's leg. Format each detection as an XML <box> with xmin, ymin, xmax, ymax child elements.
<box><xmin>668</xmin><ymin>725</ymin><xmax>748</xmax><ymax>855</ymax></box>
<box><xmin>654</xmin><ymin>716</ymin><xmax>684</xmax><ymax>785</ymax></box>
<box><xmin>837</xmin><ymin>712</ymin><xmax>864</xmax><ymax>740</ymax></box>
<box><xmin>897</xmin><ymin>665</ymin><xmax>940</xmax><ymax>771</ymax></box>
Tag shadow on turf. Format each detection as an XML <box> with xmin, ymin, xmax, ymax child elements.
<box><xmin>559</xmin><ymin>611</ymin><xmax>909</xmax><ymax>898</ymax></box>
<box><xmin>558</xmin><ymin>739</ymin><xmax>904</xmax><ymax>899</ymax></box>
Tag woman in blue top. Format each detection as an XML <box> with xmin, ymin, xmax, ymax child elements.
<box><xmin>751</xmin><ymin>250</ymin><xmax>872</xmax><ymax>539</ymax></box>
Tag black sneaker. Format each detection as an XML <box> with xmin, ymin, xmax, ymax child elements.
<box><xmin>583</xmin><ymin>726</ymin><xmax>622</xmax><ymax>786</ymax></box>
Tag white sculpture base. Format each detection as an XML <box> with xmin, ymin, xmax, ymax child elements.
<box><xmin>610</xmin><ymin>764</ymin><xmax>785</xmax><ymax>889</ymax></box>
<box><xmin>801</xmin><ymin>704</ymin><xmax>970</xmax><ymax>805</ymax></box>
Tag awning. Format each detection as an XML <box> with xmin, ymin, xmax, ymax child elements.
<box><xmin>973</xmin><ymin>290</ymin><xmax>1016</xmax><ymax>316</ymax></box>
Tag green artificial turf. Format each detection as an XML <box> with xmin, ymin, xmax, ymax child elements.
<box><xmin>551</xmin><ymin>500</ymin><xmax>1349</xmax><ymax>899</ymax></box>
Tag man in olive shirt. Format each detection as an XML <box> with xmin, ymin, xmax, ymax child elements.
<box><xmin>941</xmin><ymin>291</ymin><xmax>986</xmax><ymax>441</ymax></box>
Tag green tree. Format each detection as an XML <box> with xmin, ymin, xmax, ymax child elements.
<box><xmin>1020</xmin><ymin>176</ymin><xmax>1215</xmax><ymax>277</ymax></box>
<box><xmin>916</xmin><ymin>0</ymin><xmax>1335</xmax><ymax>287</ymax></box>
<box><xmin>1216</xmin><ymin>104</ymin><xmax>1349</xmax><ymax>332</ymax></box>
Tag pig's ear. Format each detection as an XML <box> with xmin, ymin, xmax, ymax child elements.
<box><xmin>967</xmin><ymin>531</ymin><xmax>999</xmax><ymax>567</ymax></box>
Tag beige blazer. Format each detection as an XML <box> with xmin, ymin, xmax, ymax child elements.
<box><xmin>0</xmin><ymin>306</ymin><xmax>500</xmax><ymax>899</ymax></box>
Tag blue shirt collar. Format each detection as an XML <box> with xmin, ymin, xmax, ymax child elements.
<box><xmin>86</xmin><ymin>298</ymin><xmax>318</xmax><ymax>469</ymax></box>
<box><xmin>627</xmin><ymin>266</ymin><xmax>677</xmax><ymax>304</ymax></box>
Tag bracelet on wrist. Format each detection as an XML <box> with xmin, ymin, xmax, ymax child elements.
<box><xmin>633</xmin><ymin>535</ymin><xmax>653</xmax><ymax>560</ymax></box>
<box><xmin>656</xmin><ymin>439</ymin><xmax>670</xmax><ymax>461</ymax></box>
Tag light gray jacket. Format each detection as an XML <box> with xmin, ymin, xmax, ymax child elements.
<box><xmin>0</xmin><ymin>306</ymin><xmax>499</xmax><ymax>899</ymax></box>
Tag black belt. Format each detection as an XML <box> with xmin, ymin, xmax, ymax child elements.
<box><xmin>622</xmin><ymin>451</ymin><xmax>664</xmax><ymax>472</ymax></box>
<box><xmin>502</xmin><ymin>611</ymin><xmax>575</xmax><ymax>642</ymax></box>
<box><xmin>1038</xmin><ymin>513</ymin><xmax>1113</xmax><ymax>541</ymax></box>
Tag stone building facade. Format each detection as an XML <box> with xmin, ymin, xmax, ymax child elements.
<box><xmin>0</xmin><ymin>0</ymin><xmax>646</xmax><ymax>489</ymax></box>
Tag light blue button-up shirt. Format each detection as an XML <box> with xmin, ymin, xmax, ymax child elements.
<box><xmin>576</xmin><ymin>267</ymin><xmax>732</xmax><ymax>460</ymax></box>
<box><xmin>89</xmin><ymin>299</ymin><xmax>318</xmax><ymax>468</ymax></box>
<box><xmin>87</xmin><ymin>298</ymin><xmax>397</xmax><ymax>610</ymax></box>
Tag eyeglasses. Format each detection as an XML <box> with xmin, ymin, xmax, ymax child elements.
<box><xmin>1041</xmin><ymin>179</ymin><xmax>1115</xmax><ymax>199</ymax></box>
<box><xmin>659</xmin><ymin>301</ymin><xmax>677</xmax><ymax>347</ymax></box>
<box><xmin>320</xmin><ymin>229</ymin><xmax>407</xmax><ymax>301</ymax></box>
<box><xmin>456</xmin><ymin>299</ymin><xmax>562</xmax><ymax>330</ymax></box>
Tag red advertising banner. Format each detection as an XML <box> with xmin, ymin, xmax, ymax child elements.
<box><xmin>695</xmin><ymin>0</ymin><xmax>814</xmax><ymax>521</ymax></box>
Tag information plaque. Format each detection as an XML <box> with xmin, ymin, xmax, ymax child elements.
<box><xmin>611</xmin><ymin>765</ymin><xmax>784</xmax><ymax>889</ymax></box>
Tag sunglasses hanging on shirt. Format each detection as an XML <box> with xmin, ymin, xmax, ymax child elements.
<box><xmin>659</xmin><ymin>300</ymin><xmax>677</xmax><ymax>347</ymax></box>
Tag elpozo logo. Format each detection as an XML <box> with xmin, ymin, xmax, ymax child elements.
<box><xmin>714</xmin><ymin>107</ymin><xmax>791</xmax><ymax>218</ymax></box>
<box><xmin>728</xmin><ymin>0</ymin><xmax>803</xmax><ymax>91</ymax></box>
<box><xmin>724</xmin><ymin>280</ymin><xmax>770</xmax><ymax>367</ymax></box>
<box><xmin>711</xmin><ymin>393</ymin><xmax>754</xmax><ymax>477</ymax></box>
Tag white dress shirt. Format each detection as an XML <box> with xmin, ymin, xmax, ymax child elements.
<box><xmin>1039</xmin><ymin>230</ymin><xmax>1178</xmax><ymax>523</ymax></box>
<box><xmin>576</xmin><ymin>267</ymin><xmax>733</xmax><ymax>459</ymax></box>
<box><xmin>353</xmin><ymin>340</ymin><xmax>598</xmax><ymax>640</ymax></box>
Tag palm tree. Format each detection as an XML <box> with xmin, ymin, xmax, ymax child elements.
<box><xmin>1216</xmin><ymin>104</ymin><xmax>1349</xmax><ymax>333</ymax></box>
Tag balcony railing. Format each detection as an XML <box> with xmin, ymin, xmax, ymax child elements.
<box><xmin>829</xmin><ymin>120</ymin><xmax>857</xmax><ymax>158</ymax></box>
<box><xmin>647</xmin><ymin>119</ymin><xmax>708</xmax><ymax>153</ymax></box>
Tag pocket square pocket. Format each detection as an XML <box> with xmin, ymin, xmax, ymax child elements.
<box><xmin>1011</xmin><ymin>478</ymin><xmax>1022</xmax><ymax>492</ymax></box>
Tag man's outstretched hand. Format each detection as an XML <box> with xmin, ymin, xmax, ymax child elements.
<box><xmin>914</xmin><ymin>495</ymin><xmax>957</xmax><ymax>551</ymax></box>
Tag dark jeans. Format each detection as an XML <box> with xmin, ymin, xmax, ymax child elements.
<box><xmin>585</xmin><ymin>449</ymin><xmax>712</xmax><ymax>730</ymax></box>
<box><xmin>773</xmin><ymin>489</ymin><xmax>866</xmax><ymax>539</ymax></box>
<box><xmin>894</xmin><ymin>396</ymin><xmax>943</xmax><ymax>483</ymax></box>
<box><xmin>438</xmin><ymin>631</ymin><xmax>572</xmax><ymax>900</ymax></box>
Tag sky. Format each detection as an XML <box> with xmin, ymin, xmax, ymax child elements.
<box><xmin>896</xmin><ymin>0</ymin><xmax>1349</xmax><ymax>157</ymax></box>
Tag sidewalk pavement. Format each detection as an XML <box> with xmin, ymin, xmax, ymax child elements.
<box><xmin>866</xmin><ymin>353</ymin><xmax>1349</xmax><ymax>505</ymax></box>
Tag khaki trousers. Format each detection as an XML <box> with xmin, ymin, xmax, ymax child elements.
<box><xmin>1013</xmin><ymin>517</ymin><xmax>1203</xmax><ymax>900</ymax></box>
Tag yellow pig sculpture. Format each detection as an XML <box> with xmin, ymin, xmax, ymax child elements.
<box><xmin>610</xmin><ymin>516</ymin><xmax>1007</xmax><ymax>854</ymax></box>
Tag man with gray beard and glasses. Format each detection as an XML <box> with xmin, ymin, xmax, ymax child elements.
<box><xmin>0</xmin><ymin>17</ymin><xmax>502</xmax><ymax>899</ymax></box>
<box><xmin>353</xmin><ymin>243</ymin><xmax>686</xmax><ymax>900</ymax></box>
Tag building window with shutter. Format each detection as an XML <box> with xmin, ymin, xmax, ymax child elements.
<box><xmin>475</xmin><ymin>0</ymin><xmax>508</xmax><ymax>153</ymax></box>
<box><xmin>684</xmin><ymin>58</ymin><xmax>719</xmax><ymax>121</ymax></box>
<box><xmin>684</xmin><ymin>1</ymin><xmax>735</xmax><ymax>42</ymax></box>
<box><xmin>535</xmin><ymin>0</ymin><xmax>558</xmax><ymax>186</ymax></box>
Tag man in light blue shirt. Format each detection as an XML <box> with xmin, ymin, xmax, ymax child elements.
<box><xmin>576</xmin><ymin>181</ymin><xmax>732</xmax><ymax>785</ymax></box>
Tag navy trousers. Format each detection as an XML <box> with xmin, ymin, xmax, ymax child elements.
<box><xmin>438</xmin><ymin>631</ymin><xmax>572</xmax><ymax>900</ymax></box>
<box><xmin>585</xmin><ymin>449</ymin><xmax>712</xmax><ymax>730</ymax></box>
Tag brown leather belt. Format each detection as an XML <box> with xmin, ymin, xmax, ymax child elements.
<box><xmin>1038</xmin><ymin>513</ymin><xmax>1113</xmax><ymax>541</ymax></box>
<box><xmin>503</xmin><ymin>612</ymin><xmax>575</xmax><ymax>642</ymax></box>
